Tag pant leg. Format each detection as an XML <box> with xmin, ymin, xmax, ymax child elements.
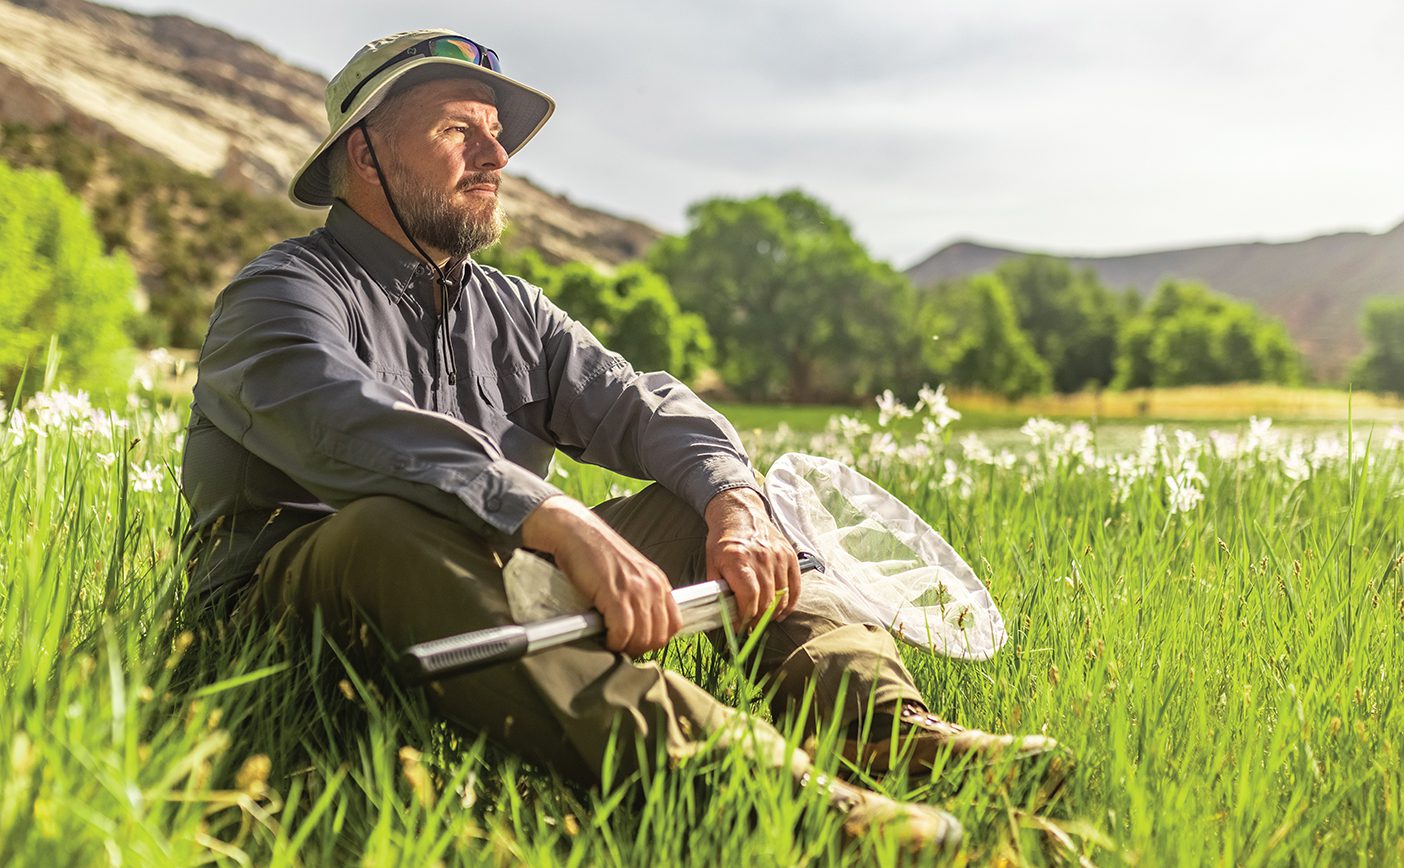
<box><xmin>593</xmin><ymin>485</ymin><xmax>925</xmax><ymax>730</ymax></box>
<box><xmin>247</xmin><ymin>495</ymin><xmax>801</xmax><ymax>785</ymax></box>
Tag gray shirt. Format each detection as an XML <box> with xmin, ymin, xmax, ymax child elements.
<box><xmin>181</xmin><ymin>201</ymin><xmax>755</xmax><ymax>604</ymax></box>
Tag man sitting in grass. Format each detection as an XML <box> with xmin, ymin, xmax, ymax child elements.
<box><xmin>181</xmin><ymin>28</ymin><xmax>1056</xmax><ymax>852</ymax></box>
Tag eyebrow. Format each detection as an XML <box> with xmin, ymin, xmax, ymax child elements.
<box><xmin>444</xmin><ymin>113</ymin><xmax>504</xmax><ymax>135</ymax></box>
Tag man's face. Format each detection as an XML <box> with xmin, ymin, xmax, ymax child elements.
<box><xmin>372</xmin><ymin>77</ymin><xmax>509</xmax><ymax>258</ymax></box>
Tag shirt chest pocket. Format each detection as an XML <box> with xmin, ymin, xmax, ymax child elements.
<box><xmin>476</xmin><ymin>365</ymin><xmax>549</xmax><ymax>415</ymax></box>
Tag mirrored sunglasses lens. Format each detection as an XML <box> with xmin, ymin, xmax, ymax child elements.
<box><xmin>432</xmin><ymin>38</ymin><xmax>484</xmax><ymax>65</ymax></box>
<box><xmin>482</xmin><ymin>48</ymin><xmax>501</xmax><ymax>71</ymax></box>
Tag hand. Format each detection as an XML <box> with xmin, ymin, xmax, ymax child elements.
<box><xmin>520</xmin><ymin>495</ymin><xmax>682</xmax><ymax>658</ymax></box>
<box><xmin>703</xmin><ymin>487</ymin><xmax>801</xmax><ymax>628</ymax></box>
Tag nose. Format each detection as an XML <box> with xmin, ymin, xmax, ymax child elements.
<box><xmin>470</xmin><ymin>133</ymin><xmax>509</xmax><ymax>171</ymax></box>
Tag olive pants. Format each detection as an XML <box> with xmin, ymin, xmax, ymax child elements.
<box><xmin>249</xmin><ymin>484</ymin><xmax>923</xmax><ymax>784</ymax></box>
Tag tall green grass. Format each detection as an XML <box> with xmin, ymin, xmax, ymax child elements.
<box><xmin>1</xmin><ymin>389</ymin><xmax>1400</xmax><ymax>865</ymax></box>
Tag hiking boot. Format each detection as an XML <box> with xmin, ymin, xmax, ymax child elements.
<box><xmin>841</xmin><ymin>701</ymin><xmax>1062</xmax><ymax>773</ymax></box>
<box><xmin>801</xmin><ymin>769</ymin><xmax>963</xmax><ymax>853</ymax></box>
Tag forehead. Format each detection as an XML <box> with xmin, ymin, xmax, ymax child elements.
<box><xmin>396</xmin><ymin>76</ymin><xmax>498</xmax><ymax>111</ymax></box>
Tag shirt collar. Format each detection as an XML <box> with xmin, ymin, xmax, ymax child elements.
<box><xmin>325</xmin><ymin>200</ymin><xmax>468</xmax><ymax>302</ymax></box>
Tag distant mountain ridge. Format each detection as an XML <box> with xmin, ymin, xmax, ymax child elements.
<box><xmin>0</xmin><ymin>0</ymin><xmax>659</xmax><ymax>269</ymax></box>
<box><xmin>906</xmin><ymin>221</ymin><xmax>1404</xmax><ymax>382</ymax></box>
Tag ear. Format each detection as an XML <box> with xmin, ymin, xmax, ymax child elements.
<box><xmin>344</xmin><ymin>125</ymin><xmax>383</xmax><ymax>188</ymax></box>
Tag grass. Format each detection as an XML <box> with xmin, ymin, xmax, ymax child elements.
<box><xmin>1</xmin><ymin>385</ymin><xmax>1401</xmax><ymax>865</ymax></box>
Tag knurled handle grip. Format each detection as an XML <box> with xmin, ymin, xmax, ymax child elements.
<box><xmin>397</xmin><ymin>624</ymin><xmax>530</xmax><ymax>684</ymax></box>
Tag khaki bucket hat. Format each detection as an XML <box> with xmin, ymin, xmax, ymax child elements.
<box><xmin>289</xmin><ymin>28</ymin><xmax>555</xmax><ymax>208</ymax></box>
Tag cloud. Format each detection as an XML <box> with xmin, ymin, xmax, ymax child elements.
<box><xmin>113</xmin><ymin>0</ymin><xmax>1404</xmax><ymax>263</ymax></box>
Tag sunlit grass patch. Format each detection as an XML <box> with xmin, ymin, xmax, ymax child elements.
<box><xmin>1</xmin><ymin>385</ymin><xmax>1400</xmax><ymax>864</ymax></box>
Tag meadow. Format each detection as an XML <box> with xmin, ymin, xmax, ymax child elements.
<box><xmin>0</xmin><ymin>379</ymin><xmax>1400</xmax><ymax>866</ymax></box>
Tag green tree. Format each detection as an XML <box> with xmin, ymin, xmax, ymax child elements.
<box><xmin>650</xmin><ymin>190</ymin><xmax>918</xmax><ymax>401</ymax></box>
<box><xmin>1349</xmin><ymin>297</ymin><xmax>1404</xmax><ymax>394</ymax></box>
<box><xmin>994</xmin><ymin>255</ymin><xmax>1128</xmax><ymax>392</ymax></box>
<box><xmin>923</xmin><ymin>275</ymin><xmax>1051</xmax><ymax>400</ymax></box>
<box><xmin>0</xmin><ymin>160</ymin><xmax>136</xmax><ymax>397</ymax></box>
<box><xmin>1113</xmin><ymin>279</ymin><xmax>1301</xmax><ymax>388</ymax></box>
<box><xmin>476</xmin><ymin>246</ymin><xmax>713</xmax><ymax>382</ymax></box>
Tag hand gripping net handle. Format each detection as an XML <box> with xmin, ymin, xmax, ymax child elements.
<box><xmin>396</xmin><ymin>553</ymin><xmax>822</xmax><ymax>684</ymax></box>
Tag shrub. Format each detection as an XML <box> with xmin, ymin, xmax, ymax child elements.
<box><xmin>0</xmin><ymin>160</ymin><xmax>136</xmax><ymax>397</ymax></box>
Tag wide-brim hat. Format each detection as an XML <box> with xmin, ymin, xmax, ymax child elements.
<box><xmin>289</xmin><ymin>28</ymin><xmax>555</xmax><ymax>208</ymax></box>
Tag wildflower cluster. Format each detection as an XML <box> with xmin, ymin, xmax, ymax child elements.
<box><xmin>3</xmin><ymin>386</ymin><xmax>184</xmax><ymax>496</ymax></box>
<box><xmin>744</xmin><ymin>387</ymin><xmax>1401</xmax><ymax>519</ymax></box>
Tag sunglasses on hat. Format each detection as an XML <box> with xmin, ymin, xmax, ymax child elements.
<box><xmin>339</xmin><ymin>35</ymin><xmax>502</xmax><ymax>113</ymax></box>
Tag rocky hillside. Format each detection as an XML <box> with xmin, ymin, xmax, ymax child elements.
<box><xmin>0</xmin><ymin>0</ymin><xmax>659</xmax><ymax>345</ymax></box>
<box><xmin>906</xmin><ymin>222</ymin><xmax>1404</xmax><ymax>383</ymax></box>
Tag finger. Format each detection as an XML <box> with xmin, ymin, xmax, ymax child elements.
<box><xmin>604</xmin><ymin>603</ymin><xmax>635</xmax><ymax>656</ymax></box>
<box><xmin>626</xmin><ymin>596</ymin><xmax>655</xmax><ymax>658</ymax></box>
<box><xmin>781</xmin><ymin>548</ymin><xmax>802</xmax><ymax>619</ymax></box>
<box><xmin>728</xmin><ymin>563</ymin><xmax>761</xmax><ymax>625</ymax></box>
<box><xmin>661</xmin><ymin>581</ymin><xmax>684</xmax><ymax>640</ymax></box>
<box><xmin>641</xmin><ymin>578</ymin><xmax>670</xmax><ymax>653</ymax></box>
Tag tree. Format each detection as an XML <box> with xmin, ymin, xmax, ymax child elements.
<box><xmin>650</xmin><ymin>190</ymin><xmax>918</xmax><ymax>401</ymax></box>
<box><xmin>476</xmin><ymin>245</ymin><xmax>713</xmax><ymax>382</ymax></box>
<box><xmin>1349</xmin><ymin>297</ymin><xmax>1404</xmax><ymax>394</ymax></box>
<box><xmin>994</xmin><ymin>255</ymin><xmax>1128</xmax><ymax>392</ymax></box>
<box><xmin>1113</xmin><ymin>279</ymin><xmax>1302</xmax><ymax>388</ymax></box>
<box><xmin>0</xmin><ymin>160</ymin><xmax>136</xmax><ymax>397</ymax></box>
<box><xmin>923</xmin><ymin>275</ymin><xmax>1051</xmax><ymax>400</ymax></box>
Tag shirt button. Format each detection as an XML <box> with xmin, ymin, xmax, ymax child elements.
<box><xmin>485</xmin><ymin>496</ymin><xmax>502</xmax><ymax>512</ymax></box>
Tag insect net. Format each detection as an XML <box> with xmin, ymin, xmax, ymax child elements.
<box><xmin>764</xmin><ymin>452</ymin><xmax>1007</xmax><ymax>661</ymax></box>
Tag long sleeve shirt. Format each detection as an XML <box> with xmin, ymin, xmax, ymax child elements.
<box><xmin>180</xmin><ymin>201</ymin><xmax>756</xmax><ymax>606</ymax></box>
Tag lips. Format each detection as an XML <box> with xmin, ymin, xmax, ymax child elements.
<box><xmin>462</xmin><ymin>172</ymin><xmax>501</xmax><ymax>195</ymax></box>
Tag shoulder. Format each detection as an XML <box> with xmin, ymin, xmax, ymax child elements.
<box><xmin>467</xmin><ymin>260</ymin><xmax>555</xmax><ymax>320</ymax></box>
<box><xmin>235</xmin><ymin>229</ymin><xmax>347</xmax><ymax>288</ymax></box>
<box><xmin>210</xmin><ymin>230</ymin><xmax>360</xmax><ymax>327</ymax></box>
<box><xmin>469</xmin><ymin>260</ymin><xmax>541</xmax><ymax>300</ymax></box>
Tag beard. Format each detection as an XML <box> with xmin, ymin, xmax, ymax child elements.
<box><xmin>386</xmin><ymin>161</ymin><xmax>506</xmax><ymax>258</ymax></box>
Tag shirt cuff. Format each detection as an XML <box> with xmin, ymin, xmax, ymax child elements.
<box><xmin>675</xmin><ymin>455</ymin><xmax>761</xmax><ymax>519</ymax></box>
<box><xmin>459</xmin><ymin>459</ymin><xmax>563</xmax><ymax>540</ymax></box>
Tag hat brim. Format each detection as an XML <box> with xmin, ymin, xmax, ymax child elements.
<box><xmin>288</xmin><ymin>57</ymin><xmax>555</xmax><ymax>208</ymax></box>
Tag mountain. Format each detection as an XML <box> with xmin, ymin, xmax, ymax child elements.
<box><xmin>905</xmin><ymin>221</ymin><xmax>1404</xmax><ymax>382</ymax></box>
<box><xmin>0</xmin><ymin>0</ymin><xmax>659</xmax><ymax>268</ymax></box>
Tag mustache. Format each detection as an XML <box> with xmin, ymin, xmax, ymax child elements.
<box><xmin>459</xmin><ymin>171</ymin><xmax>501</xmax><ymax>191</ymax></box>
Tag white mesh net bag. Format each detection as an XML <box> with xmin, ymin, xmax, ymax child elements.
<box><xmin>765</xmin><ymin>452</ymin><xmax>1007</xmax><ymax>661</ymax></box>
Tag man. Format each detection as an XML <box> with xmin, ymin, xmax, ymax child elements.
<box><xmin>182</xmin><ymin>28</ymin><xmax>1055</xmax><ymax>852</ymax></box>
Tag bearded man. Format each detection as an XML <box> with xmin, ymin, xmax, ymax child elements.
<box><xmin>181</xmin><ymin>28</ymin><xmax>1056</xmax><ymax>853</ymax></box>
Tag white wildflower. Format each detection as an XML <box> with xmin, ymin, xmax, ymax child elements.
<box><xmin>917</xmin><ymin>418</ymin><xmax>948</xmax><ymax>445</ymax></box>
<box><xmin>960</xmin><ymin>433</ymin><xmax>994</xmax><ymax>464</ymax></box>
<box><xmin>1138</xmin><ymin>425</ymin><xmax>1164</xmax><ymax>468</ymax></box>
<box><xmin>1020</xmin><ymin>417</ymin><xmax>1066</xmax><ymax>447</ymax></box>
<box><xmin>875</xmin><ymin>390</ymin><xmax>913</xmax><ymax>427</ymax></box>
<box><xmin>1165</xmin><ymin>473</ymin><xmax>1205</xmax><ymax>514</ymax></box>
<box><xmin>131</xmin><ymin>462</ymin><xmax>165</xmax><ymax>493</ymax></box>
<box><xmin>1280</xmin><ymin>448</ymin><xmax>1310</xmax><ymax>483</ymax></box>
<box><xmin>915</xmin><ymin>383</ymin><xmax>961</xmax><ymax>431</ymax></box>
<box><xmin>1057</xmin><ymin>422</ymin><xmax>1095</xmax><ymax>466</ymax></box>
<box><xmin>869</xmin><ymin>432</ymin><xmax>899</xmax><ymax>458</ymax></box>
<box><xmin>828</xmin><ymin>414</ymin><xmax>871</xmax><ymax>442</ymax></box>
<box><xmin>1245</xmin><ymin>416</ymin><xmax>1278</xmax><ymax>453</ymax></box>
<box><xmin>1310</xmin><ymin>435</ymin><xmax>1346</xmax><ymax>466</ymax></box>
<box><xmin>940</xmin><ymin>458</ymin><xmax>974</xmax><ymax>499</ymax></box>
<box><xmin>27</xmin><ymin>389</ymin><xmax>96</xmax><ymax>432</ymax></box>
<box><xmin>1208</xmin><ymin>430</ymin><xmax>1240</xmax><ymax>460</ymax></box>
<box><xmin>96</xmin><ymin>452</ymin><xmax>117</xmax><ymax>468</ymax></box>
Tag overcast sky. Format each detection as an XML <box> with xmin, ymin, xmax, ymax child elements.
<box><xmin>116</xmin><ymin>0</ymin><xmax>1404</xmax><ymax>268</ymax></box>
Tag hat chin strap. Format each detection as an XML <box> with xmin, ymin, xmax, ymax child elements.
<box><xmin>360</xmin><ymin>121</ymin><xmax>459</xmax><ymax>386</ymax></box>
